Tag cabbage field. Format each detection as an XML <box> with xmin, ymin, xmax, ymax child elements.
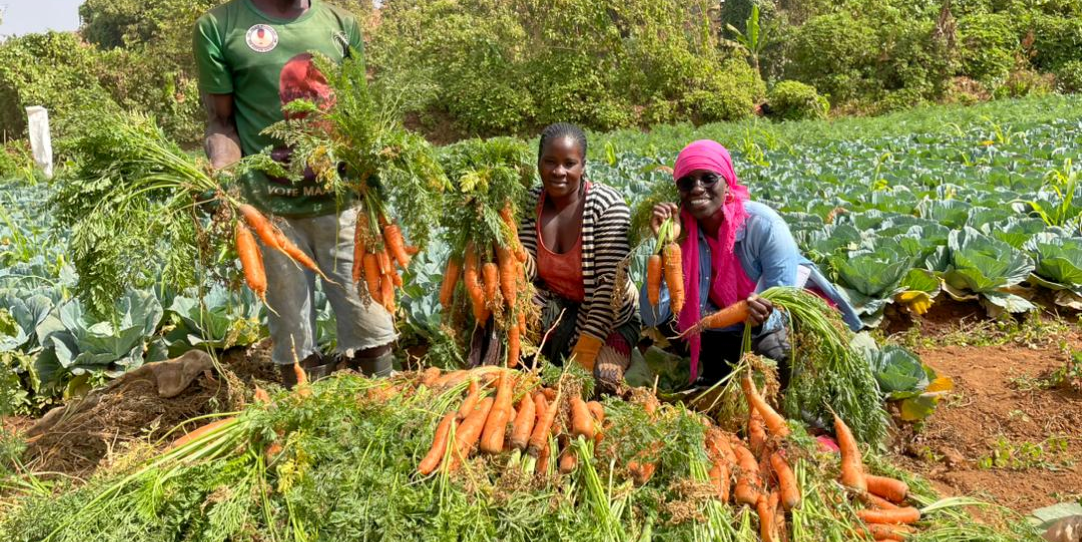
<box><xmin>0</xmin><ymin>95</ymin><xmax>1080</xmax><ymax>541</ymax></box>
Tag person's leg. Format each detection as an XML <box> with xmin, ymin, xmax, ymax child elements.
<box><xmin>304</xmin><ymin>207</ymin><xmax>398</xmax><ymax>377</ymax></box>
<box><xmin>539</xmin><ymin>298</ymin><xmax>579</xmax><ymax>365</ymax></box>
<box><xmin>695</xmin><ymin>330</ymin><xmax>745</xmax><ymax>386</ymax></box>
<box><xmin>261</xmin><ymin>217</ymin><xmax>320</xmax><ymax>387</ymax></box>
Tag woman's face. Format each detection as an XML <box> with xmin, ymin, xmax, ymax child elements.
<box><xmin>538</xmin><ymin>136</ymin><xmax>585</xmax><ymax>199</ymax></box>
<box><xmin>677</xmin><ymin>169</ymin><xmax>728</xmax><ymax>221</ymax></box>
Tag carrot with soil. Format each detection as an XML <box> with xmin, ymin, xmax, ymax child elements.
<box><xmin>479</xmin><ymin>371</ymin><xmax>515</xmax><ymax>454</ymax></box>
<box><xmin>866</xmin><ymin>475</ymin><xmax>909</xmax><ymax>503</ymax></box>
<box><xmin>439</xmin><ymin>257</ymin><xmax>461</xmax><ymax>307</ymax></box>
<box><xmin>510</xmin><ymin>394</ymin><xmax>537</xmax><ymax>451</ymax></box>
<box><xmin>235</xmin><ymin>222</ymin><xmax>267</xmax><ymax>304</ymax></box>
<box><xmin>743</xmin><ymin>373</ymin><xmax>791</xmax><ymax>438</ymax></box>
<box><xmin>834</xmin><ymin>413</ymin><xmax>866</xmax><ymax>493</ymax></box>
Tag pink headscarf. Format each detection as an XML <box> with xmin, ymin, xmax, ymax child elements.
<box><xmin>672</xmin><ymin>140</ymin><xmax>756</xmax><ymax>382</ymax></box>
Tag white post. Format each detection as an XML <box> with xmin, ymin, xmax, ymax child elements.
<box><xmin>25</xmin><ymin>106</ymin><xmax>54</xmax><ymax>179</ymax></box>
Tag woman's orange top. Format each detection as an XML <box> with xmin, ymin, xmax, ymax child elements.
<box><xmin>536</xmin><ymin>189</ymin><xmax>587</xmax><ymax>303</ymax></box>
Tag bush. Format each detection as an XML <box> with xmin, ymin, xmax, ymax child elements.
<box><xmin>784</xmin><ymin>12</ymin><xmax>879</xmax><ymax>103</ymax></box>
<box><xmin>0</xmin><ymin>32</ymin><xmax>118</xmax><ymax>141</ymax></box>
<box><xmin>1053</xmin><ymin>60</ymin><xmax>1082</xmax><ymax>93</ymax></box>
<box><xmin>994</xmin><ymin>67</ymin><xmax>1055</xmax><ymax>98</ymax></box>
<box><xmin>766</xmin><ymin>81</ymin><xmax>828</xmax><ymax>121</ymax></box>
<box><xmin>957</xmin><ymin>14</ymin><xmax>1018</xmax><ymax>86</ymax></box>
<box><xmin>371</xmin><ymin>0</ymin><xmax>754</xmax><ymax>136</ymax></box>
<box><xmin>1027</xmin><ymin>14</ymin><xmax>1082</xmax><ymax>71</ymax></box>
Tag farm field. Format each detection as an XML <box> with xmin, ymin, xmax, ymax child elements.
<box><xmin>0</xmin><ymin>95</ymin><xmax>1080</xmax><ymax>540</ymax></box>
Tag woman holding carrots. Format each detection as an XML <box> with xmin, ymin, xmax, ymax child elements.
<box><xmin>518</xmin><ymin>123</ymin><xmax>640</xmax><ymax>391</ymax></box>
<box><xmin>641</xmin><ymin>139</ymin><xmax>861</xmax><ymax>387</ymax></box>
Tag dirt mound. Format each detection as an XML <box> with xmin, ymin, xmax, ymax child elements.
<box><xmin>22</xmin><ymin>351</ymin><xmax>246</xmax><ymax>477</ymax></box>
<box><xmin>891</xmin><ymin>335</ymin><xmax>1082</xmax><ymax>511</ymax></box>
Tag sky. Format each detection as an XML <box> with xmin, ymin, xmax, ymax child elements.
<box><xmin>0</xmin><ymin>0</ymin><xmax>83</xmax><ymax>37</ymax></box>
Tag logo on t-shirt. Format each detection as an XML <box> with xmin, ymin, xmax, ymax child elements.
<box><xmin>245</xmin><ymin>24</ymin><xmax>279</xmax><ymax>53</ymax></box>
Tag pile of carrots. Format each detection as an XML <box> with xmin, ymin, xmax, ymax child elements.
<box><xmin>416</xmin><ymin>366</ymin><xmax>604</xmax><ymax>476</ymax></box>
<box><xmin>439</xmin><ymin>205</ymin><xmax>529</xmax><ymax>366</ymax></box>
<box><xmin>351</xmin><ymin>211</ymin><xmax>417</xmax><ymax>314</ymax></box>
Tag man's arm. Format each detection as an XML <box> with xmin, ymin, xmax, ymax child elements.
<box><xmin>204</xmin><ymin>92</ymin><xmax>242</xmax><ymax>170</ymax></box>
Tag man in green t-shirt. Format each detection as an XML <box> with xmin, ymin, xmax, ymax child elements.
<box><xmin>194</xmin><ymin>0</ymin><xmax>396</xmax><ymax>387</ymax></box>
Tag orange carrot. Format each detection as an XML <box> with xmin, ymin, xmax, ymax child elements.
<box><xmin>863</xmin><ymin>523</ymin><xmax>915</xmax><ymax>540</ymax></box>
<box><xmin>709</xmin><ymin>461</ymin><xmax>724</xmax><ymax>499</ymax></box>
<box><xmin>757</xmin><ymin>493</ymin><xmax>779</xmax><ymax>542</ymax></box>
<box><xmin>464</xmin><ymin>245</ymin><xmax>488</xmax><ymax>322</ymax></box>
<box><xmin>458</xmin><ymin>378</ymin><xmax>480</xmax><ymax>420</ymax></box>
<box><xmin>480</xmin><ymin>371</ymin><xmax>515</xmax><ymax>454</ymax></box>
<box><xmin>536</xmin><ymin>434</ymin><xmax>552</xmax><ymax>474</ymax></box>
<box><xmin>834</xmin><ymin>413</ymin><xmax>867</xmax><ymax>493</ymax></box>
<box><xmin>253</xmin><ymin>386</ymin><xmax>271</xmax><ymax>404</ymax></box>
<box><xmin>733</xmin><ymin>442</ymin><xmax>762</xmax><ymax>506</ymax></box>
<box><xmin>862</xmin><ymin>492</ymin><xmax>900</xmax><ymax>510</ymax></box>
<box><xmin>363</xmin><ymin>253</ymin><xmax>382</xmax><ymax>305</ymax></box>
<box><xmin>381</xmin><ymin>272</ymin><xmax>396</xmax><ymax>313</ymax></box>
<box><xmin>695</xmin><ymin>300</ymin><xmax>750</xmax><ymax>333</ymax></box>
<box><xmin>507</xmin><ymin>323</ymin><xmax>521</xmax><ymax>368</ymax></box>
<box><xmin>646</xmin><ymin>254</ymin><xmax>662</xmax><ymax>308</ymax></box>
<box><xmin>627</xmin><ymin>459</ymin><xmax>657</xmax><ymax>485</ymax></box>
<box><xmin>857</xmin><ymin>507</ymin><xmax>921</xmax><ymax>525</ymax></box>
<box><xmin>168</xmin><ymin>417</ymin><xmax>236</xmax><ymax>451</ymax></box>
<box><xmin>418</xmin><ymin>412</ymin><xmax>456</xmax><ymax>475</ymax></box>
<box><xmin>385</xmin><ymin>251</ymin><xmax>404</xmax><ymax>287</ymax></box>
<box><xmin>499</xmin><ymin>204</ymin><xmax>526</xmax><ymax>262</ymax></box>
<box><xmin>451</xmin><ymin>397</ymin><xmax>494</xmax><ymax>469</ymax></box>
<box><xmin>570</xmin><ymin>396</ymin><xmax>594</xmax><ymax>440</ymax></box>
<box><xmin>273</xmin><ymin>228</ymin><xmax>333</xmax><ymax>283</ymax></box>
<box><xmin>541</xmin><ymin>388</ymin><xmax>557</xmax><ymax>402</ymax></box>
<box><xmin>749</xmin><ymin>409</ymin><xmax>767</xmax><ymax>456</ymax></box>
<box><xmin>510</xmin><ymin>394</ymin><xmax>537</xmax><ymax>451</ymax></box>
<box><xmin>382</xmin><ymin>222</ymin><xmax>411</xmax><ymax>268</ymax></box>
<box><xmin>663</xmin><ymin>242</ymin><xmax>684</xmax><ymax>315</ymax></box>
<box><xmin>497</xmin><ymin>246</ymin><xmax>517</xmax><ymax>308</ymax></box>
<box><xmin>482</xmin><ymin>262</ymin><xmax>500</xmax><ymax>307</ymax></box>
<box><xmin>743</xmin><ymin>374</ymin><xmax>791</xmax><ymax>438</ymax></box>
<box><xmin>352</xmin><ymin>212</ymin><xmax>368</xmax><ymax>284</ymax></box>
<box><xmin>235</xmin><ymin>222</ymin><xmax>267</xmax><ymax>303</ymax></box>
<box><xmin>770</xmin><ymin>452</ymin><xmax>800</xmax><ymax>511</ymax></box>
<box><xmin>558</xmin><ymin>442</ymin><xmax>577</xmax><ymax>474</ymax></box>
<box><xmin>586</xmin><ymin>401</ymin><xmax>605</xmax><ymax>424</ymax></box>
<box><xmin>517</xmin><ymin>309</ymin><xmax>527</xmax><ymax>338</ymax></box>
<box><xmin>293</xmin><ymin>361</ymin><xmax>308</xmax><ymax>387</ymax></box>
<box><xmin>377</xmin><ymin>248</ymin><xmax>392</xmax><ymax>275</ymax></box>
<box><xmin>439</xmin><ymin>257</ymin><xmax>462</xmax><ymax>308</ymax></box>
<box><xmin>866</xmin><ymin>475</ymin><xmax>909</xmax><ymax>504</ymax></box>
<box><xmin>528</xmin><ymin>389</ymin><xmax>559</xmax><ymax>458</ymax></box>
<box><xmin>420</xmin><ymin>367</ymin><xmax>441</xmax><ymax>388</ymax></box>
<box><xmin>237</xmin><ymin>204</ymin><xmax>281</xmax><ymax>250</ymax></box>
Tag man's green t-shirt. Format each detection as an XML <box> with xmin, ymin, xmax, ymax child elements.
<box><xmin>193</xmin><ymin>0</ymin><xmax>363</xmax><ymax>217</ymax></box>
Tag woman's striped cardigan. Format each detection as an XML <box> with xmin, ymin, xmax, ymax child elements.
<box><xmin>518</xmin><ymin>182</ymin><xmax>640</xmax><ymax>345</ymax></box>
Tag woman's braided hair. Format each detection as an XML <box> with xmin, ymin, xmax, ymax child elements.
<box><xmin>538</xmin><ymin>122</ymin><xmax>588</xmax><ymax>160</ymax></box>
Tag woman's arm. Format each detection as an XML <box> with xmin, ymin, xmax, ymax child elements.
<box><xmin>517</xmin><ymin>189</ymin><xmax>541</xmax><ymax>282</ymax></box>
<box><xmin>579</xmin><ymin>200</ymin><xmax>633</xmax><ymax>342</ymax></box>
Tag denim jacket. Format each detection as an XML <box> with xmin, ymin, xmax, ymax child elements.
<box><xmin>640</xmin><ymin>201</ymin><xmax>863</xmax><ymax>335</ymax></box>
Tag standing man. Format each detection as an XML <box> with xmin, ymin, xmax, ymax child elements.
<box><xmin>194</xmin><ymin>0</ymin><xmax>396</xmax><ymax>387</ymax></box>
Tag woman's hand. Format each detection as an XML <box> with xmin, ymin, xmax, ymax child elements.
<box><xmin>747</xmin><ymin>294</ymin><xmax>774</xmax><ymax>326</ymax></box>
<box><xmin>650</xmin><ymin>202</ymin><xmax>680</xmax><ymax>236</ymax></box>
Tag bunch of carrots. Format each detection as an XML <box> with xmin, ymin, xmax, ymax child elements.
<box><xmin>439</xmin><ymin>204</ymin><xmax>530</xmax><ymax>366</ymax></box>
<box><xmin>645</xmin><ymin>217</ymin><xmax>685</xmax><ymax>316</ymax></box>
<box><xmin>234</xmin><ymin>203</ymin><xmax>335</xmax><ymax>309</ymax></box>
<box><xmin>351</xmin><ymin>208</ymin><xmax>417</xmax><ymax>315</ymax></box>
<box><xmin>416</xmin><ymin>366</ymin><xmax>603</xmax><ymax>477</ymax></box>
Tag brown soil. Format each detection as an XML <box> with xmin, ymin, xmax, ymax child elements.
<box><xmin>888</xmin><ymin>330</ymin><xmax>1082</xmax><ymax>512</ymax></box>
<box><xmin>22</xmin><ymin>364</ymin><xmax>246</xmax><ymax>478</ymax></box>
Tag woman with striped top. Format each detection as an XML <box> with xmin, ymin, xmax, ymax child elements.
<box><xmin>519</xmin><ymin>123</ymin><xmax>640</xmax><ymax>391</ymax></box>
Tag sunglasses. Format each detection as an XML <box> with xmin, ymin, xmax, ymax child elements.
<box><xmin>676</xmin><ymin>173</ymin><xmax>722</xmax><ymax>192</ymax></box>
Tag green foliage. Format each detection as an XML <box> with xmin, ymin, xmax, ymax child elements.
<box><xmin>784</xmin><ymin>12</ymin><xmax>879</xmax><ymax>103</ymax></box>
<box><xmin>766</xmin><ymin>81</ymin><xmax>829</xmax><ymax>121</ymax></box>
<box><xmin>371</xmin><ymin>0</ymin><xmax>758</xmax><ymax>136</ymax></box>
<box><xmin>1054</xmin><ymin>60</ymin><xmax>1082</xmax><ymax>93</ymax></box>
<box><xmin>957</xmin><ymin>13</ymin><xmax>1018</xmax><ymax>86</ymax></box>
<box><xmin>0</xmin><ymin>32</ymin><xmax>118</xmax><ymax>141</ymax></box>
<box><xmin>994</xmin><ymin>67</ymin><xmax>1056</xmax><ymax>99</ymax></box>
<box><xmin>1027</xmin><ymin>14</ymin><xmax>1082</xmax><ymax>71</ymax></box>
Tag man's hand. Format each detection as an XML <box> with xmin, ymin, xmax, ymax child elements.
<box><xmin>747</xmin><ymin>294</ymin><xmax>774</xmax><ymax>326</ymax></box>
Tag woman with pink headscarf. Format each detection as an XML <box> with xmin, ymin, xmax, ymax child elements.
<box><xmin>640</xmin><ymin>140</ymin><xmax>862</xmax><ymax>387</ymax></box>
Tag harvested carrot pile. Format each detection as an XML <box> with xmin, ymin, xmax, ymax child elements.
<box><xmin>0</xmin><ymin>365</ymin><xmax>1043</xmax><ymax>542</ymax></box>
